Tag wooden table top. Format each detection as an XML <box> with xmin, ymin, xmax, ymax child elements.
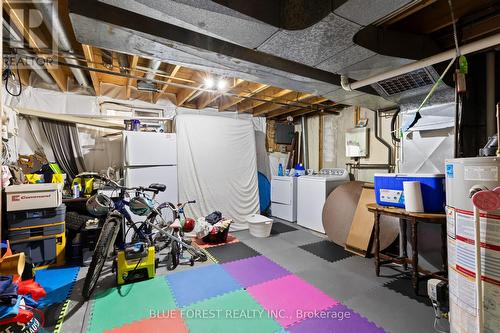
<box><xmin>366</xmin><ymin>203</ymin><xmax>446</xmax><ymax>220</ymax></box>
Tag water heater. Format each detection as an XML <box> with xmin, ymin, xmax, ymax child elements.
<box><xmin>445</xmin><ymin>157</ymin><xmax>500</xmax><ymax>333</ymax></box>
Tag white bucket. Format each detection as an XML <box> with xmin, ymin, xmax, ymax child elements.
<box><xmin>246</xmin><ymin>214</ymin><xmax>273</xmax><ymax>238</ymax></box>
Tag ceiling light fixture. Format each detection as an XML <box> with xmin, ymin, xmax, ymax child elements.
<box><xmin>204</xmin><ymin>77</ymin><xmax>215</xmax><ymax>89</ymax></box>
<box><xmin>216</xmin><ymin>79</ymin><xmax>227</xmax><ymax>91</ymax></box>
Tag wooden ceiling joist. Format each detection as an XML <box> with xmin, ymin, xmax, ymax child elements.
<box><xmin>252</xmin><ymin>91</ymin><xmax>312</xmax><ymax>116</ymax></box>
<box><xmin>5</xmin><ymin>0</ymin><xmax>69</xmax><ymax>92</ymax></box>
<box><xmin>218</xmin><ymin>82</ymin><xmax>268</xmax><ymax>111</ymax></box>
<box><xmin>82</xmin><ymin>45</ymin><xmax>101</xmax><ymax>96</ymax></box>
<box><xmin>196</xmin><ymin>78</ymin><xmax>244</xmax><ymax>109</ymax></box>
<box><xmin>176</xmin><ymin>72</ymin><xmax>204</xmax><ymax>106</ymax></box>
<box><xmin>268</xmin><ymin>96</ymin><xmax>328</xmax><ymax>119</ymax></box>
<box><xmin>154</xmin><ymin>64</ymin><xmax>181</xmax><ymax>103</ymax></box>
<box><xmin>237</xmin><ymin>87</ymin><xmax>292</xmax><ymax>113</ymax></box>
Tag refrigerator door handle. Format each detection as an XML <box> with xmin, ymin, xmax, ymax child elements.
<box><xmin>124</xmin><ymin>135</ymin><xmax>128</xmax><ymax>166</ymax></box>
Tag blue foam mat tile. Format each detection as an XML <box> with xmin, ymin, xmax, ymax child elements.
<box><xmin>35</xmin><ymin>266</ymin><xmax>80</xmax><ymax>308</ymax></box>
<box><xmin>165</xmin><ymin>264</ymin><xmax>242</xmax><ymax>307</ymax></box>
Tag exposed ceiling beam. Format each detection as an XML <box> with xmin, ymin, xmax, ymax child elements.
<box><xmin>197</xmin><ymin>78</ymin><xmax>244</xmax><ymax>109</ymax></box>
<box><xmin>82</xmin><ymin>45</ymin><xmax>101</xmax><ymax>95</ymax></box>
<box><xmin>218</xmin><ymin>82</ymin><xmax>268</xmax><ymax>111</ymax></box>
<box><xmin>5</xmin><ymin>0</ymin><xmax>69</xmax><ymax>91</ymax></box>
<box><xmin>268</xmin><ymin>97</ymin><xmax>328</xmax><ymax>119</ymax></box>
<box><xmin>252</xmin><ymin>92</ymin><xmax>312</xmax><ymax>116</ymax></box>
<box><xmin>126</xmin><ymin>55</ymin><xmax>139</xmax><ymax>99</ymax></box>
<box><xmin>176</xmin><ymin>73</ymin><xmax>204</xmax><ymax>106</ymax></box>
<box><xmin>15</xmin><ymin>66</ymin><xmax>30</xmax><ymax>86</ymax></box>
<box><xmin>154</xmin><ymin>64</ymin><xmax>181</xmax><ymax>103</ymax></box>
<box><xmin>237</xmin><ymin>87</ymin><xmax>292</xmax><ymax>113</ymax></box>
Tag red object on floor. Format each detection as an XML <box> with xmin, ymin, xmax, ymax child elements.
<box><xmin>0</xmin><ymin>308</ymin><xmax>34</xmax><ymax>325</ymax></box>
<box><xmin>104</xmin><ymin>310</ymin><xmax>188</xmax><ymax>333</ymax></box>
<box><xmin>17</xmin><ymin>279</ymin><xmax>46</xmax><ymax>301</ymax></box>
<box><xmin>192</xmin><ymin>234</ymin><xmax>239</xmax><ymax>249</ymax></box>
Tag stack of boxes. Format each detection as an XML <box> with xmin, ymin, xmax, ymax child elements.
<box><xmin>4</xmin><ymin>184</ymin><xmax>66</xmax><ymax>270</ymax></box>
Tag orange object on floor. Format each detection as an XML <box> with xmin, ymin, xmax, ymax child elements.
<box><xmin>104</xmin><ymin>310</ymin><xmax>188</xmax><ymax>333</ymax></box>
<box><xmin>192</xmin><ymin>234</ymin><xmax>239</xmax><ymax>249</ymax></box>
<box><xmin>17</xmin><ymin>279</ymin><xmax>46</xmax><ymax>301</ymax></box>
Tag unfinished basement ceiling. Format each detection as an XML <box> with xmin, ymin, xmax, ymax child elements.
<box><xmin>69</xmin><ymin>0</ymin><xmax>426</xmax><ymax>110</ymax></box>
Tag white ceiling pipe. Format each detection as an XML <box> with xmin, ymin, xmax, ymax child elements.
<box><xmin>144</xmin><ymin>59</ymin><xmax>162</xmax><ymax>80</ymax></box>
<box><xmin>341</xmin><ymin>32</ymin><xmax>500</xmax><ymax>91</ymax></box>
<box><xmin>34</xmin><ymin>0</ymin><xmax>90</xmax><ymax>87</ymax></box>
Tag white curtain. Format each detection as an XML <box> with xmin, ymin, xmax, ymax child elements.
<box><xmin>176</xmin><ymin>114</ymin><xmax>260</xmax><ymax>230</ymax></box>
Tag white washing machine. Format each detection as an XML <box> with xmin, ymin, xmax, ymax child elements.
<box><xmin>297</xmin><ymin>169</ymin><xmax>350</xmax><ymax>233</ymax></box>
<box><xmin>271</xmin><ymin>176</ymin><xmax>297</xmax><ymax>222</ymax></box>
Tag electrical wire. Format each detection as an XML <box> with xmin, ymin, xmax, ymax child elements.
<box><xmin>448</xmin><ymin>0</ymin><xmax>460</xmax><ymax>57</ymax></box>
<box><xmin>3</xmin><ymin>65</ymin><xmax>22</xmax><ymax>97</ymax></box>
<box><xmin>432</xmin><ymin>303</ymin><xmax>449</xmax><ymax>333</ymax></box>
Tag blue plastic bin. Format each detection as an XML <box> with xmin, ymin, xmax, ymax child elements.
<box><xmin>374</xmin><ymin>174</ymin><xmax>445</xmax><ymax>212</ymax></box>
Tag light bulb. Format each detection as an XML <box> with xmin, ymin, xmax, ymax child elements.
<box><xmin>217</xmin><ymin>79</ymin><xmax>227</xmax><ymax>90</ymax></box>
<box><xmin>204</xmin><ymin>77</ymin><xmax>215</xmax><ymax>89</ymax></box>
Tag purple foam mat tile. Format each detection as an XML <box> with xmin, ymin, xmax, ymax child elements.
<box><xmin>287</xmin><ymin>304</ymin><xmax>388</xmax><ymax>333</ymax></box>
<box><xmin>222</xmin><ymin>255</ymin><xmax>291</xmax><ymax>288</ymax></box>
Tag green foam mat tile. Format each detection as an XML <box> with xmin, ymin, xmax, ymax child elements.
<box><xmin>88</xmin><ymin>277</ymin><xmax>176</xmax><ymax>333</ymax></box>
<box><xmin>184</xmin><ymin>290</ymin><xmax>281</xmax><ymax>333</ymax></box>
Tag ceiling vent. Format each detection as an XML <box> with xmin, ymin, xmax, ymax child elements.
<box><xmin>373</xmin><ymin>67</ymin><xmax>439</xmax><ymax>98</ymax></box>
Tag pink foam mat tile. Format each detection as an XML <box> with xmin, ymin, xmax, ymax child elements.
<box><xmin>247</xmin><ymin>275</ymin><xmax>338</xmax><ymax>327</ymax></box>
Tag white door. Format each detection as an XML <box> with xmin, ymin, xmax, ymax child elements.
<box><xmin>123</xmin><ymin>131</ymin><xmax>177</xmax><ymax>166</ymax></box>
<box><xmin>124</xmin><ymin>165</ymin><xmax>178</xmax><ymax>221</ymax></box>
<box><xmin>271</xmin><ymin>178</ymin><xmax>292</xmax><ymax>205</ymax></box>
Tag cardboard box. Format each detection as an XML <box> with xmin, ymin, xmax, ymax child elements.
<box><xmin>5</xmin><ymin>183</ymin><xmax>62</xmax><ymax>211</ymax></box>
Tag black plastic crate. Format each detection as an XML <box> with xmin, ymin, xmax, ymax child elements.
<box><xmin>8</xmin><ymin>223</ymin><xmax>65</xmax><ymax>241</ymax></box>
<box><xmin>11</xmin><ymin>237</ymin><xmax>57</xmax><ymax>265</ymax></box>
<box><xmin>7</xmin><ymin>204</ymin><xmax>66</xmax><ymax>229</ymax></box>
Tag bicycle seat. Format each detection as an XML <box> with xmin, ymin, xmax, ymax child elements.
<box><xmin>149</xmin><ymin>183</ymin><xmax>166</xmax><ymax>192</ymax></box>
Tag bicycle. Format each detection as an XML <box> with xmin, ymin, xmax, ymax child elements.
<box><xmin>152</xmin><ymin>200</ymin><xmax>199</xmax><ymax>270</ymax></box>
<box><xmin>78</xmin><ymin>173</ymin><xmax>206</xmax><ymax>299</ymax></box>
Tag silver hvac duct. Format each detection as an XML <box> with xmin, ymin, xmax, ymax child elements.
<box><xmin>34</xmin><ymin>0</ymin><xmax>90</xmax><ymax>87</ymax></box>
<box><xmin>17</xmin><ymin>50</ymin><xmax>55</xmax><ymax>85</ymax></box>
<box><xmin>117</xmin><ymin>53</ymin><xmax>129</xmax><ymax>74</ymax></box>
<box><xmin>144</xmin><ymin>59</ymin><xmax>162</xmax><ymax>81</ymax></box>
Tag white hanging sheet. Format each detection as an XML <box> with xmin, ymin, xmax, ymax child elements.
<box><xmin>176</xmin><ymin>114</ymin><xmax>259</xmax><ymax>230</ymax></box>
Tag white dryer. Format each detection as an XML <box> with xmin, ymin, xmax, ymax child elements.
<box><xmin>271</xmin><ymin>176</ymin><xmax>297</xmax><ymax>222</ymax></box>
<box><xmin>297</xmin><ymin>169</ymin><xmax>349</xmax><ymax>233</ymax></box>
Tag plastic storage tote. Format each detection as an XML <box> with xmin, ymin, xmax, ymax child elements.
<box><xmin>7</xmin><ymin>204</ymin><xmax>66</xmax><ymax>229</ymax></box>
<box><xmin>374</xmin><ymin>173</ymin><xmax>445</xmax><ymax>212</ymax></box>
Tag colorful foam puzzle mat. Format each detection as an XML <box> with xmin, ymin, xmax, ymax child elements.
<box><xmin>86</xmin><ymin>241</ymin><xmax>388</xmax><ymax>333</ymax></box>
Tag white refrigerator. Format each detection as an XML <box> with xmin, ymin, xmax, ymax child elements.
<box><xmin>122</xmin><ymin>131</ymin><xmax>178</xmax><ymax>221</ymax></box>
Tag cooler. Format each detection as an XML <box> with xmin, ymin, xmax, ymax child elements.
<box><xmin>374</xmin><ymin>173</ymin><xmax>445</xmax><ymax>212</ymax></box>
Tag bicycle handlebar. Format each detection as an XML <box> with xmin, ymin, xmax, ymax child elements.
<box><xmin>75</xmin><ymin>172</ymin><xmax>156</xmax><ymax>194</ymax></box>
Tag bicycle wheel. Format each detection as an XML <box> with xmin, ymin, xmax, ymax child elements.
<box><xmin>166</xmin><ymin>240</ymin><xmax>180</xmax><ymax>271</ymax></box>
<box><xmin>82</xmin><ymin>213</ymin><xmax>121</xmax><ymax>299</ymax></box>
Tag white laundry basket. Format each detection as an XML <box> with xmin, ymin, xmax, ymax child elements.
<box><xmin>247</xmin><ymin>214</ymin><xmax>273</xmax><ymax>238</ymax></box>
